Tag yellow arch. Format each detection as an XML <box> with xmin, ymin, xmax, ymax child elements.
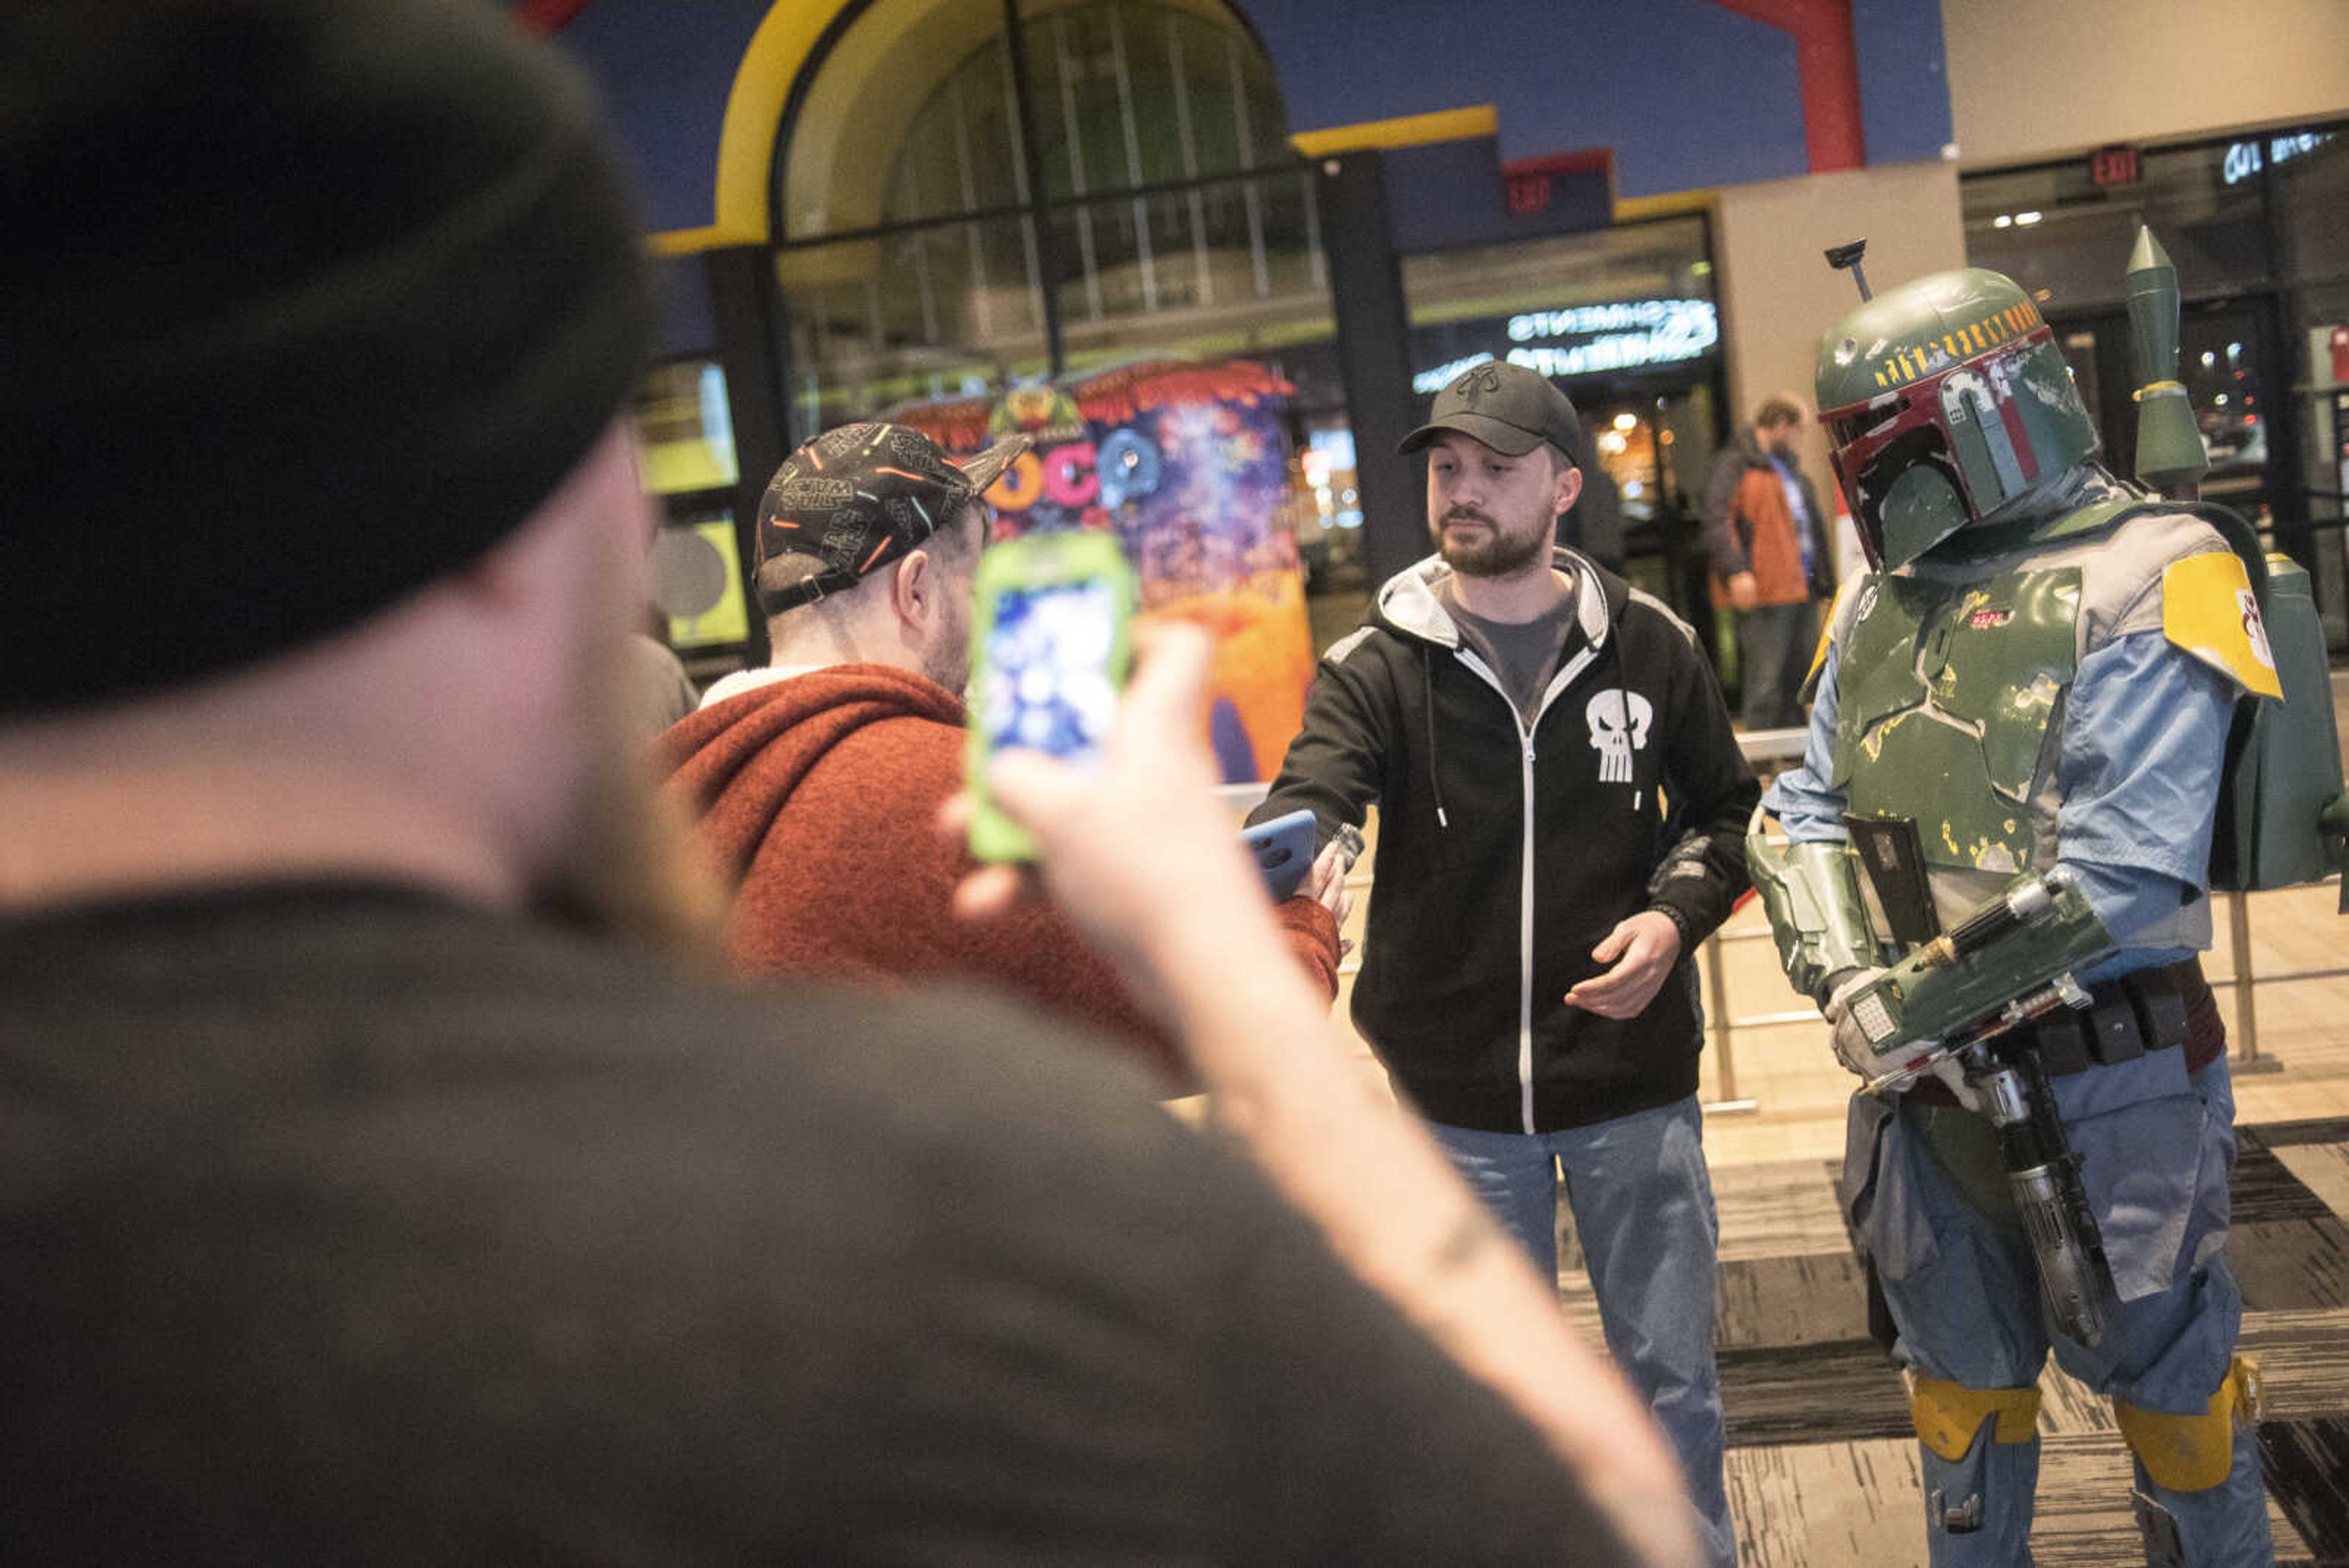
<box><xmin>645</xmin><ymin>1</ymin><xmax>1707</xmax><ymax>254</ymax></box>
<box><xmin>650</xmin><ymin>1</ymin><xmax>855</xmax><ymax>256</ymax></box>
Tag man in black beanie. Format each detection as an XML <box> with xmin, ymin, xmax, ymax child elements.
<box><xmin>0</xmin><ymin>6</ymin><xmax>1699</xmax><ymax>1566</ymax></box>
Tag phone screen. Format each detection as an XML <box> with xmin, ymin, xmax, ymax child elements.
<box><xmin>974</xmin><ymin>578</ymin><xmax>1120</xmax><ymax>768</ymax></box>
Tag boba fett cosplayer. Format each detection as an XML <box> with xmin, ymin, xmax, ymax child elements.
<box><xmin>1753</xmin><ymin>232</ymin><xmax>2348</xmax><ymax>1567</ymax></box>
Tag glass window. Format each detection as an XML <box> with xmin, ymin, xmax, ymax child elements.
<box><xmin>633</xmin><ymin>360</ymin><xmax>738</xmax><ymax>496</ymax></box>
<box><xmin>1401</xmin><ymin>220</ymin><xmax>1718</xmax><ymax>367</ymax></box>
<box><xmin>1015</xmin><ymin>0</ymin><xmax>1287</xmax><ymax>202</ymax></box>
<box><xmin>2270</xmin><ymin>127</ymin><xmax>2349</xmax><ymax>284</ymax></box>
<box><xmin>2176</xmin><ymin>308</ymin><xmax>2274</xmax><ymax>522</ymax></box>
<box><xmin>1047</xmin><ymin>170</ymin><xmax>1327</xmax><ymax>360</ymax></box>
<box><xmin>779</xmin><ymin>0</ymin><xmax>1013</xmax><ymax>242</ymax></box>
<box><xmin>885</xmin><ymin>41</ymin><xmax>1026</xmax><ymax>226</ymax></box>
<box><xmin>1962</xmin><ymin>144</ymin><xmax>2269</xmax><ymax>310</ymax></box>
<box><xmin>1399</xmin><ymin>220</ymin><xmax>1721</xmax><ymax>504</ymax></box>
<box><xmin>1964</xmin><ymin>127</ymin><xmax>2349</xmax><ymax>652</ymax></box>
<box><xmin>776</xmin><ymin>217</ymin><xmax>1051</xmax><ymax>442</ymax></box>
<box><xmin>775</xmin><ymin>0</ymin><xmax>1350</xmax><ymax>664</ymax></box>
<box><xmin>776</xmin><ymin>0</ymin><xmax>1315</xmax><ymax>439</ymax></box>
<box><xmin>2293</xmin><ymin>280</ymin><xmax>2349</xmax><ymax>652</ymax></box>
<box><xmin>2300</xmin><ymin>281</ymin><xmax>2349</xmax><ymax>493</ymax></box>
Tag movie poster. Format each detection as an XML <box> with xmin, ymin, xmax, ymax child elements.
<box><xmin>892</xmin><ymin>360</ymin><xmax>1314</xmax><ymax>784</ymax></box>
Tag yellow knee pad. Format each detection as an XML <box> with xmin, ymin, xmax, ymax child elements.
<box><xmin>2114</xmin><ymin>1354</ymin><xmax>2264</xmax><ymax>1493</ymax></box>
<box><xmin>1910</xmin><ymin>1374</ymin><xmax>2042</xmax><ymax>1461</ymax></box>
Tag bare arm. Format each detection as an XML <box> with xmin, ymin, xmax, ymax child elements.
<box><xmin>954</xmin><ymin>627</ymin><xmax>1701</xmax><ymax>1568</ymax></box>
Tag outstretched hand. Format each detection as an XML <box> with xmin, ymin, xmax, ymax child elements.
<box><xmin>1301</xmin><ymin>839</ymin><xmax>1354</xmax><ymax>932</ymax></box>
<box><xmin>1563</xmin><ymin>910</ymin><xmax>1682</xmax><ymax>1019</ymax></box>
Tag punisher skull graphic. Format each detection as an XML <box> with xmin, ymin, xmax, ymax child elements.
<box><xmin>1586</xmin><ymin>689</ymin><xmax>1653</xmax><ymax>784</ymax></box>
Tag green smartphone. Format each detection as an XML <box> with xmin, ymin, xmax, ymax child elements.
<box><xmin>965</xmin><ymin>529</ymin><xmax>1137</xmax><ymax>862</ymax></box>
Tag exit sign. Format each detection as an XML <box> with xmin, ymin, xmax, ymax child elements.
<box><xmin>2091</xmin><ymin>144</ymin><xmax>2141</xmax><ymax>186</ymax></box>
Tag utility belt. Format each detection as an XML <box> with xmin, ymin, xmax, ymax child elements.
<box><xmin>1904</xmin><ymin>959</ymin><xmax>2219</xmax><ymax>1107</ymax></box>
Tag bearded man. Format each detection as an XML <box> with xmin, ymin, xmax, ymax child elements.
<box><xmin>1250</xmin><ymin>359</ymin><xmax>1760</xmax><ymax>1568</ymax></box>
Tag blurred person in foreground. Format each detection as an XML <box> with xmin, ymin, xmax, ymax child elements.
<box><xmin>1701</xmin><ymin>395</ymin><xmax>1835</xmax><ymax>730</ymax></box>
<box><xmin>0</xmin><ymin>3</ymin><xmax>1699</xmax><ymax>1564</ymax></box>
<box><xmin>655</xmin><ymin>423</ymin><xmax>1342</xmax><ymax>1086</ymax></box>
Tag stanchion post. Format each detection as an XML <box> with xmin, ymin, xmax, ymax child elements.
<box><xmin>1701</xmin><ymin>932</ymin><xmax>1758</xmax><ymax>1115</ymax></box>
<box><xmin>2226</xmin><ymin>889</ymin><xmax>2285</xmax><ymax>1075</ymax></box>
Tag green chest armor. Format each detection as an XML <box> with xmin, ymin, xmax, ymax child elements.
<box><xmin>1829</xmin><ymin>567</ymin><xmax>2080</xmax><ymax>875</ymax></box>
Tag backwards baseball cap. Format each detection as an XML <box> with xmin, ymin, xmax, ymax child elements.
<box><xmin>1400</xmin><ymin>360</ymin><xmax>1584</xmax><ymax>466</ymax></box>
<box><xmin>1</xmin><ymin>0</ymin><xmax>650</xmax><ymax>717</ymax></box>
<box><xmin>756</xmin><ymin>424</ymin><xmax>1028</xmax><ymax>614</ymax></box>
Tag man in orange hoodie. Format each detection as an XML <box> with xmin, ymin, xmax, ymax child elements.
<box><xmin>1701</xmin><ymin>394</ymin><xmax>1835</xmax><ymax>729</ymax></box>
<box><xmin>658</xmin><ymin>423</ymin><xmax>1343</xmax><ymax>1085</ymax></box>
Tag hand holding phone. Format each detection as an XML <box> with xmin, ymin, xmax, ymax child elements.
<box><xmin>1241</xmin><ymin>809</ymin><xmax>1318</xmax><ymax>900</ymax></box>
<box><xmin>965</xmin><ymin>530</ymin><xmax>1137</xmax><ymax>861</ymax></box>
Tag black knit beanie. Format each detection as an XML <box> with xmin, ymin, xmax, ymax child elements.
<box><xmin>0</xmin><ymin>0</ymin><xmax>652</xmax><ymax>716</ymax></box>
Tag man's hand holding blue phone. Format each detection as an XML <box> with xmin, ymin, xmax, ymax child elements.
<box><xmin>1241</xmin><ymin>809</ymin><xmax>1318</xmax><ymax>900</ymax></box>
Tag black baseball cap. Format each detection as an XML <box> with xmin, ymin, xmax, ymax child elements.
<box><xmin>755</xmin><ymin>423</ymin><xmax>1028</xmax><ymax>613</ymax></box>
<box><xmin>1400</xmin><ymin>360</ymin><xmax>1584</xmax><ymax>466</ymax></box>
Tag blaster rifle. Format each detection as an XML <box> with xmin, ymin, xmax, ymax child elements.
<box><xmin>1850</xmin><ymin>868</ymin><xmax>2119</xmax><ymax>1345</ymax></box>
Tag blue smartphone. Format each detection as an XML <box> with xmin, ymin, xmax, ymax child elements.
<box><xmin>1242</xmin><ymin>809</ymin><xmax>1319</xmax><ymax>900</ymax></box>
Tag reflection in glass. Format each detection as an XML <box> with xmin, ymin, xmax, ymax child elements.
<box><xmin>634</xmin><ymin>360</ymin><xmax>738</xmax><ymax>496</ymax></box>
<box><xmin>776</xmin><ymin>217</ymin><xmax>1050</xmax><ymax>442</ymax></box>
<box><xmin>1961</xmin><ymin>146</ymin><xmax>2267</xmax><ymax>311</ymax></box>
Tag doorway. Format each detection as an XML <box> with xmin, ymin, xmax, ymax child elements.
<box><xmin>2048</xmin><ymin>297</ymin><xmax>2287</xmax><ymax>525</ymax></box>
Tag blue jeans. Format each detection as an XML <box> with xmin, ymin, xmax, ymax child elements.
<box><xmin>1851</xmin><ymin>1055</ymin><xmax>2272</xmax><ymax>1567</ymax></box>
<box><xmin>1429</xmin><ymin>1097</ymin><xmax>1736</xmax><ymax>1567</ymax></box>
<box><xmin>1735</xmin><ymin>598</ymin><xmax>1819</xmax><ymax>730</ymax></box>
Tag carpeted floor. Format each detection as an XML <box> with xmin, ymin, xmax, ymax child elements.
<box><xmin>1554</xmin><ymin>1115</ymin><xmax>2349</xmax><ymax>1566</ymax></box>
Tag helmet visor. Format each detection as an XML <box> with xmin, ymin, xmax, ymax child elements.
<box><xmin>1827</xmin><ymin>392</ymin><xmax>1980</xmax><ymax>570</ymax></box>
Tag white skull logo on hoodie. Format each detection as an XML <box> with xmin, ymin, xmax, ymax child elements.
<box><xmin>1586</xmin><ymin>689</ymin><xmax>1653</xmax><ymax>784</ymax></box>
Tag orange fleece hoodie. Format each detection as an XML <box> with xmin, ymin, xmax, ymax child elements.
<box><xmin>656</xmin><ymin>663</ymin><xmax>1338</xmax><ymax>1087</ymax></box>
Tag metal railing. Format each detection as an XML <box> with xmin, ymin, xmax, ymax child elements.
<box><xmin>1223</xmin><ymin>744</ymin><xmax>2345</xmax><ymax>1114</ymax></box>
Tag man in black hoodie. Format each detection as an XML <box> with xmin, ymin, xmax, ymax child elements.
<box><xmin>1253</xmin><ymin>360</ymin><xmax>1757</xmax><ymax>1568</ymax></box>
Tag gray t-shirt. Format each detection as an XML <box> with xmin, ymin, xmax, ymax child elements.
<box><xmin>1441</xmin><ymin>576</ymin><xmax>1577</xmax><ymax>724</ymax></box>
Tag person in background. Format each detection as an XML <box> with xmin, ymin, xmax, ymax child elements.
<box><xmin>1701</xmin><ymin>394</ymin><xmax>1834</xmax><ymax>729</ymax></box>
<box><xmin>1250</xmin><ymin>360</ymin><xmax>1757</xmax><ymax>1568</ymax></box>
<box><xmin>618</xmin><ymin>609</ymin><xmax>699</xmax><ymax>746</ymax></box>
<box><xmin>1560</xmin><ymin>458</ymin><xmax>1626</xmax><ymax>572</ymax></box>
<box><xmin>656</xmin><ymin>422</ymin><xmax>1344</xmax><ymax>1085</ymax></box>
<box><xmin>0</xmin><ymin>5</ymin><xmax>1698</xmax><ymax>1562</ymax></box>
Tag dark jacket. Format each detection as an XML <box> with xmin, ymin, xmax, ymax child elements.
<box><xmin>1250</xmin><ymin>549</ymin><xmax>1758</xmax><ymax>1134</ymax></box>
<box><xmin>1701</xmin><ymin>429</ymin><xmax>1833</xmax><ymax>604</ymax></box>
<box><xmin>1557</xmin><ymin>464</ymin><xmax>1625</xmax><ymax>571</ymax></box>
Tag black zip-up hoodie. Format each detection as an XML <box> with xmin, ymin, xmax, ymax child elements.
<box><xmin>1253</xmin><ymin>548</ymin><xmax>1759</xmax><ymax>1134</ymax></box>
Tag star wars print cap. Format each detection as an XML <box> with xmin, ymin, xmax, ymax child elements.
<box><xmin>1399</xmin><ymin>359</ymin><xmax>1585</xmax><ymax>467</ymax></box>
<box><xmin>755</xmin><ymin>423</ymin><xmax>1030</xmax><ymax>614</ymax></box>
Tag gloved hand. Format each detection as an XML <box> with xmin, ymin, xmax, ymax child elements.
<box><xmin>1823</xmin><ymin>967</ymin><xmax>1906</xmax><ymax>1080</ymax></box>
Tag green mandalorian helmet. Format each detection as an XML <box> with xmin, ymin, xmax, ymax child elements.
<box><xmin>1816</xmin><ymin>267</ymin><xmax>2098</xmax><ymax>569</ymax></box>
